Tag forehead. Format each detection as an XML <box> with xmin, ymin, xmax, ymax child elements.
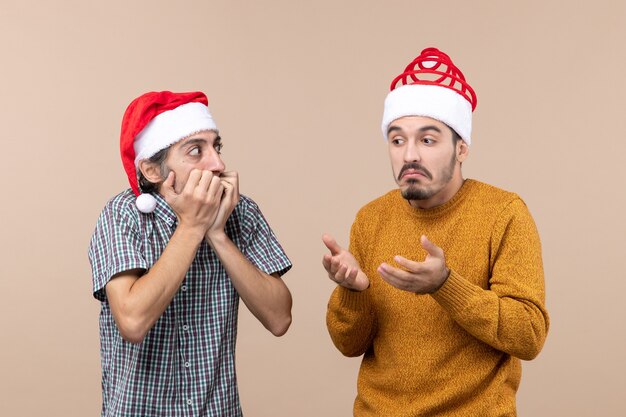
<box><xmin>388</xmin><ymin>116</ymin><xmax>449</xmax><ymax>133</ymax></box>
<box><xmin>170</xmin><ymin>129</ymin><xmax>219</xmax><ymax>150</ymax></box>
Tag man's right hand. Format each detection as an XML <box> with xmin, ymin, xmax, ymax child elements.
<box><xmin>161</xmin><ymin>169</ymin><xmax>224</xmax><ymax>238</ymax></box>
<box><xmin>322</xmin><ymin>234</ymin><xmax>369</xmax><ymax>291</ymax></box>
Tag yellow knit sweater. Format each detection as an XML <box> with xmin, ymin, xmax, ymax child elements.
<box><xmin>326</xmin><ymin>179</ymin><xmax>549</xmax><ymax>416</ymax></box>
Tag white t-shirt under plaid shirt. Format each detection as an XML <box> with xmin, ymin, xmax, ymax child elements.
<box><xmin>88</xmin><ymin>190</ymin><xmax>292</xmax><ymax>417</ymax></box>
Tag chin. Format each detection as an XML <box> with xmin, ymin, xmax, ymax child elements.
<box><xmin>401</xmin><ymin>185</ymin><xmax>433</xmax><ymax>201</ymax></box>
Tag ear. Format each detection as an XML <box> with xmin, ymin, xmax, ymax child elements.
<box><xmin>138</xmin><ymin>160</ymin><xmax>163</xmax><ymax>184</ymax></box>
<box><xmin>456</xmin><ymin>140</ymin><xmax>469</xmax><ymax>163</ymax></box>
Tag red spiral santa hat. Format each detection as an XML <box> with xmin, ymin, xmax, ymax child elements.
<box><xmin>381</xmin><ymin>47</ymin><xmax>477</xmax><ymax>144</ymax></box>
<box><xmin>120</xmin><ymin>91</ymin><xmax>218</xmax><ymax>213</ymax></box>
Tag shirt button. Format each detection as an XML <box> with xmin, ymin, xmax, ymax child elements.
<box><xmin>181</xmin><ymin>285</ymin><xmax>187</xmax><ymax>292</ymax></box>
<box><xmin>185</xmin><ymin>361</ymin><xmax>191</xmax><ymax>368</ymax></box>
<box><xmin>186</xmin><ymin>399</ymin><xmax>192</xmax><ymax>405</ymax></box>
<box><xmin>183</xmin><ymin>325</ymin><xmax>189</xmax><ymax>331</ymax></box>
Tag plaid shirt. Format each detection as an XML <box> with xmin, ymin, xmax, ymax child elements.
<box><xmin>88</xmin><ymin>190</ymin><xmax>291</xmax><ymax>417</ymax></box>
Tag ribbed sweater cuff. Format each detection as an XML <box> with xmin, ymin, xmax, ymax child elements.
<box><xmin>431</xmin><ymin>269</ymin><xmax>482</xmax><ymax>314</ymax></box>
<box><xmin>336</xmin><ymin>286</ymin><xmax>372</xmax><ymax>311</ymax></box>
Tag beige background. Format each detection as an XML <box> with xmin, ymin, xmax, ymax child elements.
<box><xmin>1</xmin><ymin>0</ymin><xmax>625</xmax><ymax>415</ymax></box>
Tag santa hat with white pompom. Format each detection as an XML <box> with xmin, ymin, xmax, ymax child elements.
<box><xmin>381</xmin><ymin>47</ymin><xmax>477</xmax><ymax>144</ymax></box>
<box><xmin>119</xmin><ymin>91</ymin><xmax>218</xmax><ymax>213</ymax></box>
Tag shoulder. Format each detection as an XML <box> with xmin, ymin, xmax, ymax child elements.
<box><xmin>233</xmin><ymin>194</ymin><xmax>263</xmax><ymax>219</ymax></box>
<box><xmin>237</xmin><ymin>194</ymin><xmax>260</xmax><ymax>210</ymax></box>
<box><xmin>105</xmin><ymin>189</ymin><xmax>138</xmax><ymax>211</ymax></box>
<box><xmin>354</xmin><ymin>189</ymin><xmax>403</xmax><ymax>222</ymax></box>
<box><xmin>465</xmin><ymin>179</ymin><xmax>526</xmax><ymax>211</ymax></box>
<box><xmin>229</xmin><ymin>194</ymin><xmax>269</xmax><ymax>233</ymax></box>
<box><xmin>465</xmin><ymin>180</ymin><xmax>535</xmax><ymax>230</ymax></box>
<box><xmin>96</xmin><ymin>189</ymin><xmax>140</xmax><ymax>227</ymax></box>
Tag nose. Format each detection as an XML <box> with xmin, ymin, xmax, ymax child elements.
<box><xmin>403</xmin><ymin>141</ymin><xmax>421</xmax><ymax>163</ymax></box>
<box><xmin>201</xmin><ymin>149</ymin><xmax>225</xmax><ymax>175</ymax></box>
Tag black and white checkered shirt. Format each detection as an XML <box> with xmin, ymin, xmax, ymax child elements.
<box><xmin>88</xmin><ymin>190</ymin><xmax>291</xmax><ymax>417</ymax></box>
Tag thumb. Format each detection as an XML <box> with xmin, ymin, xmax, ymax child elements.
<box><xmin>322</xmin><ymin>234</ymin><xmax>342</xmax><ymax>255</ymax></box>
<box><xmin>420</xmin><ymin>235</ymin><xmax>443</xmax><ymax>258</ymax></box>
<box><xmin>160</xmin><ymin>171</ymin><xmax>176</xmax><ymax>198</ymax></box>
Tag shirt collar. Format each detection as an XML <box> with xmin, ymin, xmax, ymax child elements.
<box><xmin>150</xmin><ymin>192</ymin><xmax>177</xmax><ymax>227</ymax></box>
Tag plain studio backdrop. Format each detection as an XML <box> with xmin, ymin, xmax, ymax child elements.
<box><xmin>1</xmin><ymin>1</ymin><xmax>624</xmax><ymax>416</ymax></box>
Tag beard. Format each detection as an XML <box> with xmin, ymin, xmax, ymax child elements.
<box><xmin>400</xmin><ymin>153</ymin><xmax>456</xmax><ymax>201</ymax></box>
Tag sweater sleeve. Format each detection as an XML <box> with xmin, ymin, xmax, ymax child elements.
<box><xmin>431</xmin><ymin>198</ymin><xmax>549</xmax><ymax>360</ymax></box>
<box><xmin>326</xmin><ymin>215</ymin><xmax>377</xmax><ymax>357</ymax></box>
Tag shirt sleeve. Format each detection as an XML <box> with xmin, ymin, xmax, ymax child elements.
<box><xmin>88</xmin><ymin>200</ymin><xmax>149</xmax><ymax>301</ymax></box>
<box><xmin>238</xmin><ymin>197</ymin><xmax>292</xmax><ymax>277</ymax></box>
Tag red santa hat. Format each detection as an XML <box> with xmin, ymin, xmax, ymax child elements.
<box><xmin>120</xmin><ymin>91</ymin><xmax>218</xmax><ymax>213</ymax></box>
<box><xmin>381</xmin><ymin>47</ymin><xmax>477</xmax><ymax>144</ymax></box>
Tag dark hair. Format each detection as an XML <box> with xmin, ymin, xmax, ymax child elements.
<box><xmin>451</xmin><ymin>128</ymin><xmax>462</xmax><ymax>145</ymax></box>
<box><xmin>138</xmin><ymin>147</ymin><xmax>170</xmax><ymax>193</ymax></box>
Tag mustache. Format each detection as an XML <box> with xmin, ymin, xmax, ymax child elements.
<box><xmin>398</xmin><ymin>163</ymin><xmax>432</xmax><ymax>181</ymax></box>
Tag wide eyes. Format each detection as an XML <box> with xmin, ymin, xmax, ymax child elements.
<box><xmin>187</xmin><ymin>142</ymin><xmax>223</xmax><ymax>156</ymax></box>
<box><xmin>390</xmin><ymin>137</ymin><xmax>405</xmax><ymax>145</ymax></box>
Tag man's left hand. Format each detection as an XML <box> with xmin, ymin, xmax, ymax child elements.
<box><xmin>377</xmin><ymin>235</ymin><xmax>450</xmax><ymax>294</ymax></box>
<box><xmin>206</xmin><ymin>171</ymin><xmax>240</xmax><ymax>241</ymax></box>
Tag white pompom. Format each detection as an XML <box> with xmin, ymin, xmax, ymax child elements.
<box><xmin>136</xmin><ymin>193</ymin><xmax>157</xmax><ymax>213</ymax></box>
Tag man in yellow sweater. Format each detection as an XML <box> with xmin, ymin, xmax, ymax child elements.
<box><xmin>322</xmin><ymin>47</ymin><xmax>549</xmax><ymax>416</ymax></box>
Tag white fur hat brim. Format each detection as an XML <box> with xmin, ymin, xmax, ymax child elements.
<box><xmin>134</xmin><ymin>102</ymin><xmax>218</xmax><ymax>166</ymax></box>
<box><xmin>381</xmin><ymin>84</ymin><xmax>472</xmax><ymax>145</ymax></box>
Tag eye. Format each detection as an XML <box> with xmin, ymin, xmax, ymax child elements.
<box><xmin>390</xmin><ymin>137</ymin><xmax>405</xmax><ymax>145</ymax></box>
<box><xmin>214</xmin><ymin>142</ymin><xmax>223</xmax><ymax>154</ymax></box>
<box><xmin>188</xmin><ymin>146</ymin><xmax>200</xmax><ymax>156</ymax></box>
<box><xmin>422</xmin><ymin>137</ymin><xmax>435</xmax><ymax>145</ymax></box>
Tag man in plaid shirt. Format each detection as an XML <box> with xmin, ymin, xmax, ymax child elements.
<box><xmin>88</xmin><ymin>91</ymin><xmax>292</xmax><ymax>417</ymax></box>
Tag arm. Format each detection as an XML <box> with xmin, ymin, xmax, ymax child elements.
<box><xmin>207</xmin><ymin>234</ymin><xmax>292</xmax><ymax>336</ymax></box>
<box><xmin>379</xmin><ymin>199</ymin><xmax>549</xmax><ymax>360</ymax></box>
<box><xmin>323</xmin><ymin>226</ymin><xmax>377</xmax><ymax>357</ymax></box>
<box><xmin>106</xmin><ymin>170</ymin><xmax>224</xmax><ymax>344</ymax></box>
<box><xmin>206</xmin><ymin>172</ymin><xmax>292</xmax><ymax>337</ymax></box>
<box><xmin>326</xmin><ymin>285</ymin><xmax>377</xmax><ymax>357</ymax></box>
<box><xmin>431</xmin><ymin>200</ymin><xmax>549</xmax><ymax>360</ymax></box>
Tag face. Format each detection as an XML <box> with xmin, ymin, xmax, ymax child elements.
<box><xmin>155</xmin><ymin>130</ymin><xmax>225</xmax><ymax>194</ymax></box>
<box><xmin>387</xmin><ymin>116</ymin><xmax>467</xmax><ymax>208</ymax></box>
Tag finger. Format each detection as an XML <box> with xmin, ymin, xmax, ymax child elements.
<box><xmin>219</xmin><ymin>171</ymin><xmax>238</xmax><ymax>182</ymax></box>
<box><xmin>420</xmin><ymin>235</ymin><xmax>444</xmax><ymax>258</ymax></box>
<box><xmin>183</xmin><ymin>169</ymin><xmax>203</xmax><ymax>195</ymax></box>
<box><xmin>322</xmin><ymin>254</ymin><xmax>332</xmax><ymax>271</ymax></box>
<box><xmin>197</xmin><ymin>170</ymin><xmax>214</xmax><ymax>192</ymax></box>
<box><xmin>394</xmin><ymin>255</ymin><xmax>424</xmax><ymax>273</ymax></box>
<box><xmin>329</xmin><ymin>257</ymin><xmax>341</xmax><ymax>275</ymax></box>
<box><xmin>220</xmin><ymin>180</ymin><xmax>232</xmax><ymax>196</ymax></box>
<box><xmin>348</xmin><ymin>267</ymin><xmax>359</xmax><ymax>281</ymax></box>
<box><xmin>378</xmin><ymin>263</ymin><xmax>412</xmax><ymax>282</ymax></box>
<box><xmin>322</xmin><ymin>234</ymin><xmax>342</xmax><ymax>255</ymax></box>
<box><xmin>344</xmin><ymin>267</ymin><xmax>358</xmax><ymax>284</ymax></box>
<box><xmin>377</xmin><ymin>264</ymin><xmax>409</xmax><ymax>290</ymax></box>
<box><xmin>207</xmin><ymin>175</ymin><xmax>225</xmax><ymax>200</ymax></box>
<box><xmin>160</xmin><ymin>171</ymin><xmax>176</xmax><ymax>197</ymax></box>
<box><xmin>377</xmin><ymin>265</ymin><xmax>399</xmax><ymax>287</ymax></box>
<box><xmin>221</xmin><ymin>174</ymin><xmax>239</xmax><ymax>198</ymax></box>
<box><xmin>335</xmin><ymin>264</ymin><xmax>349</xmax><ymax>283</ymax></box>
<box><xmin>218</xmin><ymin>172</ymin><xmax>237</xmax><ymax>191</ymax></box>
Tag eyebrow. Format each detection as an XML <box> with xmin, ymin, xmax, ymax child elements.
<box><xmin>387</xmin><ymin>125</ymin><xmax>442</xmax><ymax>136</ymax></box>
<box><xmin>181</xmin><ymin>138</ymin><xmax>208</xmax><ymax>149</ymax></box>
